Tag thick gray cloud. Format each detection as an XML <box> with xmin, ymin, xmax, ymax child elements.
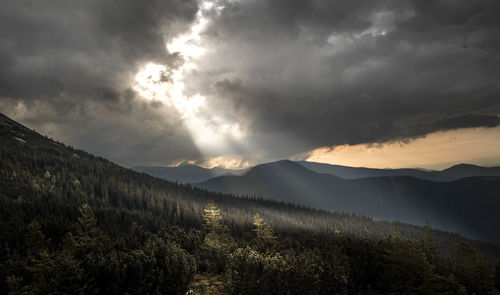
<box><xmin>0</xmin><ymin>0</ymin><xmax>200</xmax><ymax>166</ymax></box>
<box><xmin>1</xmin><ymin>0</ymin><xmax>500</xmax><ymax>166</ymax></box>
<box><xmin>193</xmin><ymin>0</ymin><xmax>500</xmax><ymax>158</ymax></box>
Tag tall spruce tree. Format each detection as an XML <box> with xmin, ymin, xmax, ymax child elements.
<box><xmin>253</xmin><ymin>213</ymin><xmax>275</xmax><ymax>240</ymax></box>
<box><xmin>201</xmin><ymin>201</ymin><xmax>233</xmax><ymax>273</ymax></box>
<box><xmin>202</xmin><ymin>200</ymin><xmax>224</xmax><ymax>234</ymax></box>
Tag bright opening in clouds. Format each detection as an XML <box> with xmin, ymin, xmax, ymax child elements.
<box><xmin>132</xmin><ymin>0</ymin><xmax>246</xmax><ymax>158</ymax></box>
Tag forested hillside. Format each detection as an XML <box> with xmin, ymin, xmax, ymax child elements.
<box><xmin>1</xmin><ymin>113</ymin><xmax>499</xmax><ymax>294</ymax></box>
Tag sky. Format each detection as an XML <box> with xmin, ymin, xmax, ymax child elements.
<box><xmin>1</xmin><ymin>0</ymin><xmax>500</xmax><ymax>169</ymax></box>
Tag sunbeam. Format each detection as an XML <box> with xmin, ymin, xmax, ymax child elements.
<box><xmin>132</xmin><ymin>0</ymin><xmax>246</xmax><ymax>158</ymax></box>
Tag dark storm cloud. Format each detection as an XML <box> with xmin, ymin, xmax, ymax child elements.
<box><xmin>198</xmin><ymin>0</ymin><xmax>500</xmax><ymax>157</ymax></box>
<box><xmin>0</xmin><ymin>0</ymin><xmax>197</xmax><ymax>100</ymax></box>
<box><xmin>1</xmin><ymin>0</ymin><xmax>500</xmax><ymax>166</ymax></box>
<box><xmin>0</xmin><ymin>0</ymin><xmax>200</xmax><ymax>165</ymax></box>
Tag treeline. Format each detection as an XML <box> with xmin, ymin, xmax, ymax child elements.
<box><xmin>1</xmin><ymin>114</ymin><xmax>500</xmax><ymax>293</ymax></box>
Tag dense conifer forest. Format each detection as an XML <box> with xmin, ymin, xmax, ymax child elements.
<box><xmin>1</xmin><ymin>113</ymin><xmax>500</xmax><ymax>294</ymax></box>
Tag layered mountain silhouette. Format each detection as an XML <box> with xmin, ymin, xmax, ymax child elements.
<box><xmin>196</xmin><ymin>160</ymin><xmax>500</xmax><ymax>243</ymax></box>
<box><xmin>297</xmin><ymin>160</ymin><xmax>500</xmax><ymax>182</ymax></box>
<box><xmin>133</xmin><ymin>164</ymin><xmax>241</xmax><ymax>183</ymax></box>
<box><xmin>135</xmin><ymin>160</ymin><xmax>500</xmax><ymax>184</ymax></box>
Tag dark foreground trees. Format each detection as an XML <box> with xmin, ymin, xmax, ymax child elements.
<box><xmin>3</xmin><ymin>204</ymin><xmax>197</xmax><ymax>295</ymax></box>
<box><xmin>2</xmin><ymin>202</ymin><xmax>498</xmax><ymax>295</ymax></box>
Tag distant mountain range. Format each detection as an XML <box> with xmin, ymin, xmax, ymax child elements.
<box><xmin>297</xmin><ymin>161</ymin><xmax>500</xmax><ymax>182</ymax></box>
<box><xmin>132</xmin><ymin>165</ymin><xmax>242</xmax><ymax>183</ymax></box>
<box><xmin>195</xmin><ymin>160</ymin><xmax>500</xmax><ymax>243</ymax></box>
<box><xmin>135</xmin><ymin>160</ymin><xmax>500</xmax><ymax>184</ymax></box>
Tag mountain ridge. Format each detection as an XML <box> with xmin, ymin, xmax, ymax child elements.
<box><xmin>296</xmin><ymin>160</ymin><xmax>500</xmax><ymax>182</ymax></box>
<box><xmin>132</xmin><ymin>164</ymin><xmax>242</xmax><ymax>183</ymax></box>
<box><xmin>134</xmin><ymin>158</ymin><xmax>500</xmax><ymax>184</ymax></box>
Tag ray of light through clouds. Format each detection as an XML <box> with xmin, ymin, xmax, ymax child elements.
<box><xmin>132</xmin><ymin>0</ymin><xmax>248</xmax><ymax>164</ymax></box>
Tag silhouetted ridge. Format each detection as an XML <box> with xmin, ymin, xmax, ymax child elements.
<box><xmin>243</xmin><ymin>159</ymin><xmax>326</xmax><ymax>178</ymax></box>
<box><xmin>133</xmin><ymin>163</ymin><xmax>241</xmax><ymax>183</ymax></box>
<box><xmin>296</xmin><ymin>160</ymin><xmax>500</xmax><ymax>182</ymax></box>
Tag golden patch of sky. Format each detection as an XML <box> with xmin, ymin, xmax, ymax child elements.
<box><xmin>305</xmin><ymin>126</ymin><xmax>500</xmax><ymax>170</ymax></box>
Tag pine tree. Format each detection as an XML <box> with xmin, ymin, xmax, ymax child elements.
<box><xmin>421</xmin><ymin>225</ymin><xmax>440</xmax><ymax>266</ymax></box>
<box><xmin>76</xmin><ymin>203</ymin><xmax>101</xmax><ymax>248</ymax></box>
<box><xmin>201</xmin><ymin>201</ymin><xmax>234</xmax><ymax>273</ymax></box>
<box><xmin>202</xmin><ymin>200</ymin><xmax>224</xmax><ymax>234</ymax></box>
<box><xmin>253</xmin><ymin>213</ymin><xmax>275</xmax><ymax>240</ymax></box>
<box><xmin>25</xmin><ymin>220</ymin><xmax>46</xmax><ymax>255</ymax></box>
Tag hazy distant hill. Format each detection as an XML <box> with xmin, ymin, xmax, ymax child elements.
<box><xmin>133</xmin><ymin>159</ymin><xmax>500</xmax><ymax>184</ymax></box>
<box><xmin>133</xmin><ymin>164</ymin><xmax>242</xmax><ymax>183</ymax></box>
<box><xmin>197</xmin><ymin>160</ymin><xmax>500</xmax><ymax>243</ymax></box>
<box><xmin>296</xmin><ymin>160</ymin><xmax>500</xmax><ymax>182</ymax></box>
